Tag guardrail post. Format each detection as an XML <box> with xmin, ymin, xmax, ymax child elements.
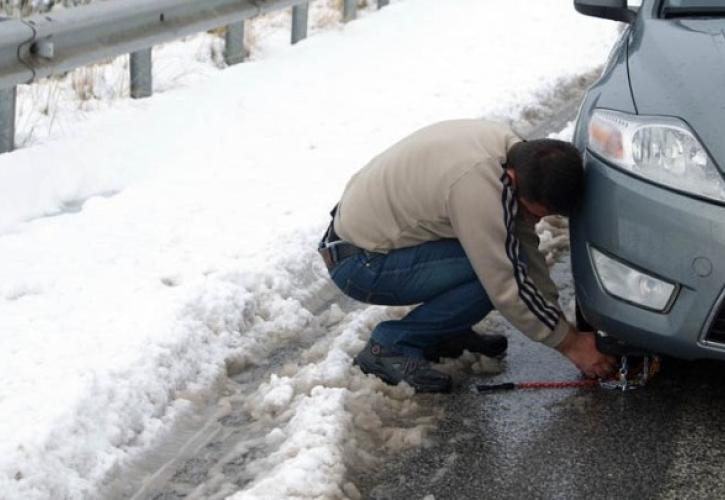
<box><xmin>224</xmin><ymin>21</ymin><xmax>246</xmax><ymax>65</ymax></box>
<box><xmin>0</xmin><ymin>86</ymin><xmax>16</xmax><ymax>154</ymax></box>
<box><xmin>291</xmin><ymin>3</ymin><xmax>309</xmax><ymax>44</ymax></box>
<box><xmin>130</xmin><ymin>48</ymin><xmax>153</xmax><ymax>98</ymax></box>
<box><xmin>377</xmin><ymin>0</ymin><xmax>389</xmax><ymax>7</ymax></box>
<box><xmin>343</xmin><ymin>0</ymin><xmax>357</xmax><ymax>22</ymax></box>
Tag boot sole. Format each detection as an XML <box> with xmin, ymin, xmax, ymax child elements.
<box><xmin>354</xmin><ymin>356</ymin><xmax>452</xmax><ymax>393</ymax></box>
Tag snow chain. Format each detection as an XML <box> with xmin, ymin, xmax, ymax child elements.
<box><xmin>476</xmin><ymin>354</ymin><xmax>661</xmax><ymax>393</ymax></box>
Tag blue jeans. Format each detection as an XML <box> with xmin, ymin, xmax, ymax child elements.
<box><xmin>328</xmin><ymin>239</ymin><xmax>494</xmax><ymax>359</ymax></box>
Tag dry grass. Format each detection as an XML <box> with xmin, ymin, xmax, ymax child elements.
<box><xmin>205</xmin><ymin>0</ymin><xmax>377</xmax><ymax>63</ymax></box>
<box><xmin>71</xmin><ymin>66</ymin><xmax>97</xmax><ymax>101</ymax></box>
<box><xmin>12</xmin><ymin>0</ymin><xmax>385</xmax><ymax>145</ymax></box>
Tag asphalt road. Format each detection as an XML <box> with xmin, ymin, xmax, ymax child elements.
<box><xmin>356</xmin><ymin>72</ymin><xmax>725</xmax><ymax>500</ymax></box>
<box><xmin>356</xmin><ymin>260</ymin><xmax>725</xmax><ymax>500</ymax></box>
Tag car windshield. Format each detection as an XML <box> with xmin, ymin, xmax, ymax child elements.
<box><xmin>662</xmin><ymin>0</ymin><xmax>725</xmax><ymax>17</ymax></box>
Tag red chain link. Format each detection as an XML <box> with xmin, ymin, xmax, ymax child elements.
<box><xmin>515</xmin><ymin>380</ymin><xmax>600</xmax><ymax>389</ymax></box>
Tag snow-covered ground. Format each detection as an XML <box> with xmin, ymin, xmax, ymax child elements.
<box><xmin>0</xmin><ymin>1</ymin><xmax>618</xmax><ymax>498</ymax></box>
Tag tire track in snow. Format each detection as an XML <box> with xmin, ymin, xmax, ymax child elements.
<box><xmin>103</xmin><ymin>245</ymin><xmax>445</xmax><ymax>500</ymax></box>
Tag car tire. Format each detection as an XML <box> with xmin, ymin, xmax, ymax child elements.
<box><xmin>575</xmin><ymin>299</ymin><xmax>594</xmax><ymax>332</ymax></box>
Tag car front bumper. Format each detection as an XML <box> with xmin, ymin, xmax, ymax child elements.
<box><xmin>571</xmin><ymin>152</ymin><xmax>725</xmax><ymax>360</ymax></box>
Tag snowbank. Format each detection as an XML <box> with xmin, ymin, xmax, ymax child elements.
<box><xmin>0</xmin><ymin>1</ymin><xmax>618</xmax><ymax>498</ymax></box>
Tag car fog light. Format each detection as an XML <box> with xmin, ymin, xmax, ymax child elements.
<box><xmin>591</xmin><ymin>248</ymin><xmax>675</xmax><ymax>311</ymax></box>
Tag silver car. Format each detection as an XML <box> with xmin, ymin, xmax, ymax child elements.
<box><xmin>571</xmin><ymin>0</ymin><xmax>725</xmax><ymax>359</ymax></box>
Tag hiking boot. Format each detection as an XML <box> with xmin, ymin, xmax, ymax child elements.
<box><xmin>353</xmin><ymin>339</ymin><xmax>452</xmax><ymax>393</ymax></box>
<box><xmin>422</xmin><ymin>330</ymin><xmax>508</xmax><ymax>362</ymax></box>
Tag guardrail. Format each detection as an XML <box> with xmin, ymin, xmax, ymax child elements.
<box><xmin>0</xmin><ymin>0</ymin><xmax>390</xmax><ymax>154</ymax></box>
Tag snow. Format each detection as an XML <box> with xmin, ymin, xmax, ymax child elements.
<box><xmin>536</xmin><ymin>121</ymin><xmax>578</xmax><ymax>265</ymax></box>
<box><xmin>0</xmin><ymin>1</ymin><xmax>618</xmax><ymax>498</ymax></box>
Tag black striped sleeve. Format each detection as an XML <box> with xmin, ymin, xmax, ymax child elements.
<box><xmin>500</xmin><ymin>173</ymin><xmax>560</xmax><ymax>329</ymax></box>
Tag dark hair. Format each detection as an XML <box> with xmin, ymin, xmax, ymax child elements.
<box><xmin>507</xmin><ymin>139</ymin><xmax>584</xmax><ymax>216</ymax></box>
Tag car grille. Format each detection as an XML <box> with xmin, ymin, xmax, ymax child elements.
<box><xmin>706</xmin><ymin>301</ymin><xmax>725</xmax><ymax>344</ymax></box>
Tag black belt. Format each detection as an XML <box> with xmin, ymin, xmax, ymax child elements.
<box><xmin>318</xmin><ymin>241</ymin><xmax>363</xmax><ymax>271</ymax></box>
<box><xmin>318</xmin><ymin>206</ymin><xmax>363</xmax><ymax>271</ymax></box>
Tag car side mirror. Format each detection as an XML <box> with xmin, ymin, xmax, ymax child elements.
<box><xmin>574</xmin><ymin>0</ymin><xmax>637</xmax><ymax>23</ymax></box>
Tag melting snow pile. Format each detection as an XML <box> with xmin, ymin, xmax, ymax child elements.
<box><xmin>0</xmin><ymin>1</ymin><xmax>618</xmax><ymax>498</ymax></box>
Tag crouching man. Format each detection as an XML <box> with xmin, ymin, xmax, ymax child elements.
<box><xmin>318</xmin><ymin>119</ymin><xmax>615</xmax><ymax>392</ymax></box>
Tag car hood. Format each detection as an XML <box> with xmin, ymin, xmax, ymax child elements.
<box><xmin>628</xmin><ymin>18</ymin><xmax>725</xmax><ymax>172</ymax></box>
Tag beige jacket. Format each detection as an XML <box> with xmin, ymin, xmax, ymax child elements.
<box><xmin>334</xmin><ymin>119</ymin><xmax>569</xmax><ymax>347</ymax></box>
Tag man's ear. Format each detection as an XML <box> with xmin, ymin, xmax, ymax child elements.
<box><xmin>505</xmin><ymin>167</ymin><xmax>517</xmax><ymax>188</ymax></box>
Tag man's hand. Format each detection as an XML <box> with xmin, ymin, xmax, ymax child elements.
<box><xmin>556</xmin><ymin>325</ymin><xmax>617</xmax><ymax>379</ymax></box>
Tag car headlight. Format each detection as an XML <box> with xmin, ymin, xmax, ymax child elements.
<box><xmin>587</xmin><ymin>109</ymin><xmax>725</xmax><ymax>203</ymax></box>
<box><xmin>590</xmin><ymin>247</ymin><xmax>675</xmax><ymax>311</ymax></box>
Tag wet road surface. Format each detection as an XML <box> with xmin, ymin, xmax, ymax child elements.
<box><xmin>358</xmin><ymin>256</ymin><xmax>725</xmax><ymax>499</ymax></box>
